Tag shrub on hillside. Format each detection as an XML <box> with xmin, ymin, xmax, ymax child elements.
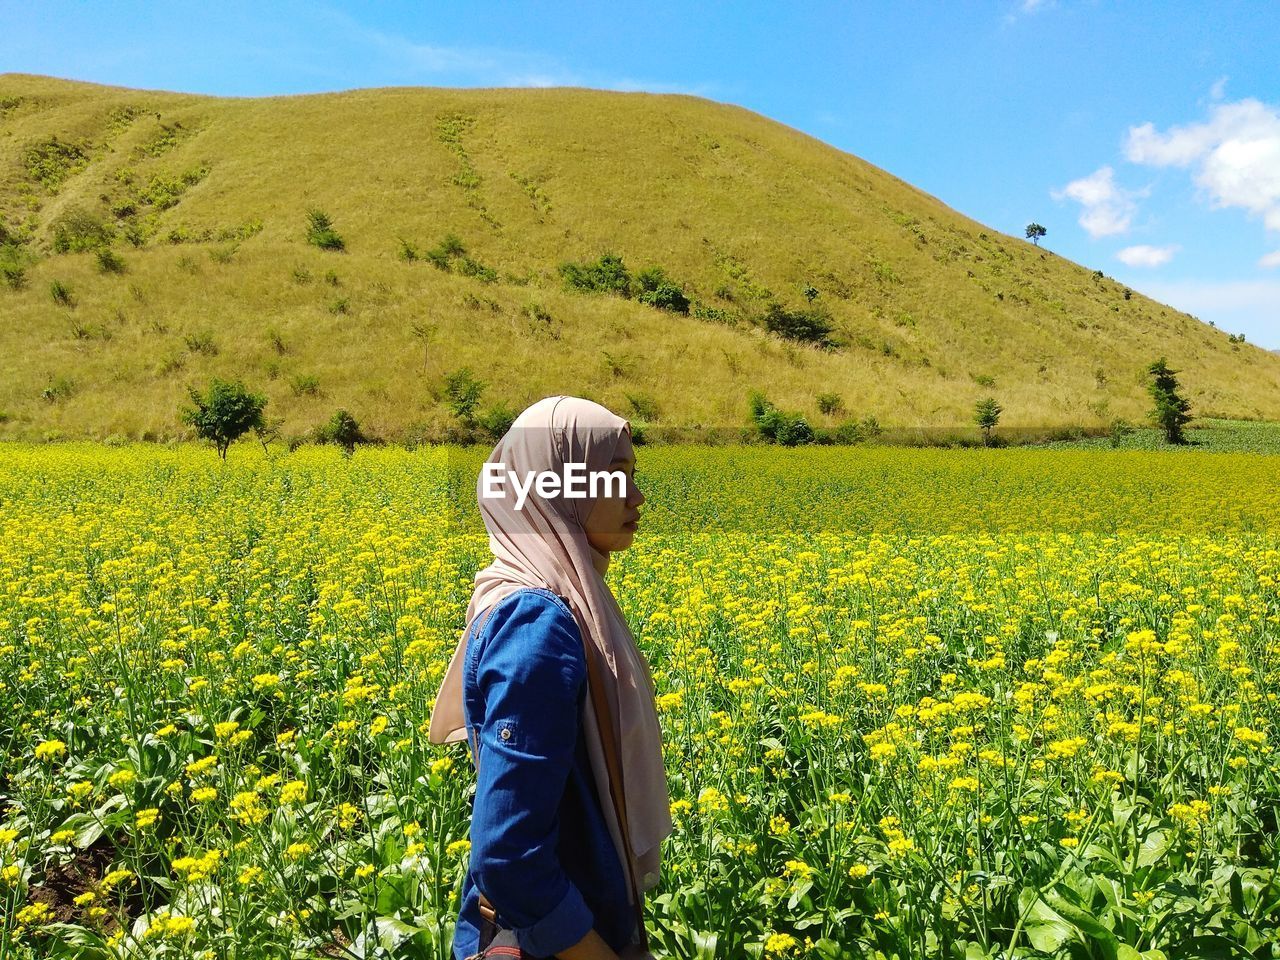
<box><xmin>560</xmin><ymin>253</ymin><xmax>691</xmax><ymax>313</ymax></box>
<box><xmin>477</xmin><ymin>402</ymin><xmax>517</xmax><ymax>441</ymax></box>
<box><xmin>1</xmin><ymin>261</ymin><xmax>24</xmax><ymax>290</ymax></box>
<box><xmin>306</xmin><ymin>208</ymin><xmax>345</xmax><ymax>251</ymax></box>
<box><xmin>817</xmin><ymin>392</ymin><xmax>843</xmax><ymax>415</ymax></box>
<box><xmin>749</xmin><ymin>391</ymin><xmax>814</xmax><ymax>446</ymax></box>
<box><xmin>96</xmin><ymin>248</ymin><xmax>126</xmax><ymax>273</ymax></box>
<box><xmin>458</xmin><ymin>257</ymin><xmax>498</xmax><ymax>283</ymax></box>
<box><xmin>442</xmin><ymin>367</ymin><xmax>485</xmax><ymax>425</ymax></box>
<box><xmin>626</xmin><ymin>393</ymin><xmax>661</xmax><ymax>421</ymax></box>
<box><xmin>560</xmin><ymin>252</ymin><xmax>631</xmax><ymax>296</ymax></box>
<box><xmin>634</xmin><ymin>266</ymin><xmax>690</xmax><ymax>314</ymax></box>
<box><xmin>290</xmin><ymin>373</ymin><xmax>321</xmax><ymax>397</ymax></box>
<box><xmin>51</xmin><ymin>206</ymin><xmax>115</xmax><ymax>253</ymax></box>
<box><xmin>425</xmin><ymin>233</ymin><xmax>467</xmax><ymax>269</ymax></box>
<box><xmin>315</xmin><ymin>408</ymin><xmax>368</xmax><ymax>454</ymax></box>
<box><xmin>761</xmin><ymin>301</ymin><xmax>836</xmax><ymax>347</ymax></box>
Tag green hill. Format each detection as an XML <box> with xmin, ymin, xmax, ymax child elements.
<box><xmin>1</xmin><ymin>72</ymin><xmax>1277</xmax><ymax>444</ymax></box>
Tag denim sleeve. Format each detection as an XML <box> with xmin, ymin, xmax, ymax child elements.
<box><xmin>470</xmin><ymin>591</ymin><xmax>594</xmax><ymax>956</ymax></box>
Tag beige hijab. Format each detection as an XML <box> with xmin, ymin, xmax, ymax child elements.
<box><xmin>429</xmin><ymin>395</ymin><xmax>673</xmax><ymax>906</ymax></box>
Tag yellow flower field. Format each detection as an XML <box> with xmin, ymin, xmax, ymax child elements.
<box><xmin>1</xmin><ymin>443</ymin><xmax>1277</xmax><ymax>959</ymax></box>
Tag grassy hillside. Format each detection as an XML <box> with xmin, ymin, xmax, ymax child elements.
<box><xmin>1</xmin><ymin>72</ymin><xmax>1277</xmax><ymax>444</ymax></box>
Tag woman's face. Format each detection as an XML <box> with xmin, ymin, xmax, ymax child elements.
<box><xmin>584</xmin><ymin>431</ymin><xmax>645</xmax><ymax>553</ymax></box>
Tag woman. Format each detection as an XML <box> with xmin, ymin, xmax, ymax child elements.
<box><xmin>429</xmin><ymin>396</ymin><xmax>674</xmax><ymax>960</ymax></box>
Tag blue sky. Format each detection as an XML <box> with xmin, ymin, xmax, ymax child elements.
<box><xmin>5</xmin><ymin>0</ymin><xmax>1280</xmax><ymax>347</ymax></box>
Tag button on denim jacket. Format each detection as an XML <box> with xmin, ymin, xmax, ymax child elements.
<box><xmin>452</xmin><ymin>587</ymin><xmax>634</xmax><ymax>959</ymax></box>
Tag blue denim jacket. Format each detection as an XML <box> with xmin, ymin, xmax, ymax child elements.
<box><xmin>452</xmin><ymin>587</ymin><xmax>634</xmax><ymax>959</ymax></box>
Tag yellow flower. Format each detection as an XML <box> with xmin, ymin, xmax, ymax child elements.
<box><xmin>764</xmin><ymin>932</ymin><xmax>798</xmax><ymax>954</ymax></box>
<box><xmin>230</xmin><ymin>791</ymin><xmax>269</xmax><ymax>826</ymax></box>
<box><xmin>35</xmin><ymin>739</ymin><xmax>67</xmax><ymax>762</ymax></box>
<box><xmin>870</xmin><ymin>742</ymin><xmax>898</xmax><ymax>761</ymax></box>
<box><xmin>190</xmin><ymin>787</ymin><xmax>217</xmax><ymax>803</ymax></box>
<box><xmin>1046</xmin><ymin>737</ymin><xmax>1087</xmax><ymax>760</ymax></box>
<box><xmin>697</xmin><ymin>787</ymin><xmax>729</xmax><ymax>814</ymax></box>
<box><xmin>768</xmin><ymin>815</ymin><xmax>791</xmax><ymax>836</ymax></box>
<box><xmin>280</xmin><ymin>780</ymin><xmax>308</xmax><ymax>804</ymax></box>
<box><xmin>15</xmin><ymin>901</ymin><xmax>55</xmax><ymax>927</ymax></box>
<box><xmin>285</xmin><ymin>842</ymin><xmax>313</xmax><ymax>861</ymax></box>
<box><xmin>447</xmin><ymin>839</ymin><xmax>471</xmax><ymax>858</ymax></box>
<box><xmin>185</xmin><ymin>755</ymin><xmax>218</xmax><ymax>777</ymax></box>
<box><xmin>848</xmin><ymin>863</ymin><xmax>869</xmax><ymax>878</ymax></box>
<box><xmin>431</xmin><ymin>755</ymin><xmax>455</xmax><ymax>778</ymax></box>
<box><xmin>1169</xmin><ymin>800</ymin><xmax>1211</xmax><ymax>825</ymax></box>
<box><xmin>135</xmin><ymin>808</ymin><xmax>159</xmax><ymax>829</ymax></box>
<box><xmin>214</xmin><ymin>720</ymin><xmax>240</xmax><ymax>740</ymax></box>
<box><xmin>335</xmin><ymin>802</ymin><xmax>361</xmax><ymax>830</ymax></box>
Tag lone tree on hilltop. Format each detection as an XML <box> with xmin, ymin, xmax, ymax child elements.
<box><xmin>1025</xmin><ymin>223</ymin><xmax>1047</xmax><ymax>246</ymax></box>
<box><xmin>1145</xmin><ymin>357</ymin><xmax>1192</xmax><ymax>444</ymax></box>
<box><xmin>974</xmin><ymin>397</ymin><xmax>1003</xmax><ymax>446</ymax></box>
<box><xmin>181</xmin><ymin>378</ymin><xmax>267</xmax><ymax>460</ymax></box>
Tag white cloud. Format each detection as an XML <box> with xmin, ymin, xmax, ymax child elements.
<box><xmin>1210</xmin><ymin>76</ymin><xmax>1228</xmax><ymax>101</ymax></box>
<box><xmin>1116</xmin><ymin>244</ymin><xmax>1179</xmax><ymax>267</ymax></box>
<box><xmin>1260</xmin><ymin>250</ymin><xmax>1280</xmax><ymax>269</ymax></box>
<box><xmin>1125</xmin><ymin>98</ymin><xmax>1280</xmax><ymax>234</ymax></box>
<box><xmin>1138</xmin><ymin>279</ymin><xmax>1280</xmax><ymax>348</ymax></box>
<box><xmin>1052</xmin><ymin>166</ymin><xmax>1143</xmax><ymax>238</ymax></box>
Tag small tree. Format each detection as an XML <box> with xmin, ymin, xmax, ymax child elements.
<box><xmin>816</xmin><ymin>392</ymin><xmax>843</xmax><ymax>416</ymax></box>
<box><xmin>181</xmin><ymin>378</ymin><xmax>267</xmax><ymax>460</ymax></box>
<box><xmin>975</xmin><ymin>396</ymin><xmax>1003</xmax><ymax>446</ymax></box>
<box><xmin>1145</xmin><ymin>357</ymin><xmax>1192</xmax><ymax>444</ymax></box>
<box><xmin>749</xmin><ymin>391</ymin><xmax>814</xmax><ymax>446</ymax></box>
<box><xmin>1025</xmin><ymin>223</ymin><xmax>1047</xmax><ymax>246</ymax></box>
<box><xmin>443</xmin><ymin>367</ymin><xmax>485</xmax><ymax>426</ymax></box>
<box><xmin>306</xmin><ymin>208</ymin><xmax>345</xmax><ymax>251</ymax></box>
<box><xmin>316</xmin><ymin>408</ymin><xmax>367</xmax><ymax>455</ymax></box>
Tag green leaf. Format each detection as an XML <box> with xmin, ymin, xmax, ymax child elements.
<box><xmin>1166</xmin><ymin>935</ymin><xmax>1249</xmax><ymax>959</ymax></box>
<box><xmin>57</xmin><ymin>812</ymin><xmax>104</xmax><ymax>848</ymax></box>
<box><xmin>1044</xmin><ymin>887</ymin><xmax>1119</xmax><ymax>957</ymax></box>
<box><xmin>1136</xmin><ymin>830</ymin><xmax>1171</xmax><ymax>868</ymax></box>
<box><xmin>372</xmin><ymin>916</ymin><xmax>428</xmax><ymax>951</ymax></box>
<box><xmin>40</xmin><ymin>923</ymin><xmax>111</xmax><ymax>960</ymax></box>
<box><xmin>1022</xmin><ymin>895</ymin><xmax>1074</xmax><ymax>953</ymax></box>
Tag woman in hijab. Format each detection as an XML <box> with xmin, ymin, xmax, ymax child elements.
<box><xmin>430</xmin><ymin>396</ymin><xmax>673</xmax><ymax>960</ymax></box>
